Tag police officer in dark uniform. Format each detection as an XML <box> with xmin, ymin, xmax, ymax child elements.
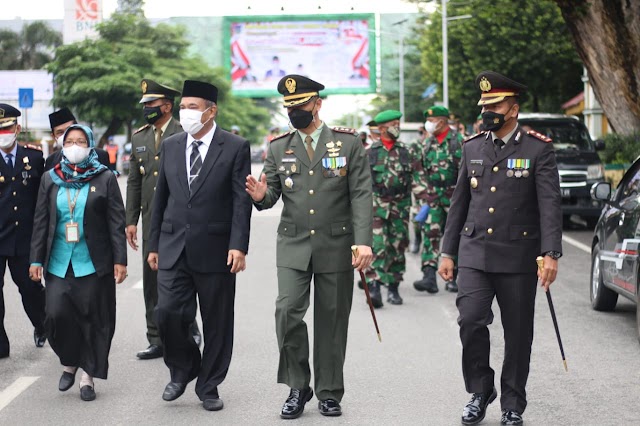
<box><xmin>125</xmin><ymin>79</ymin><xmax>200</xmax><ymax>360</ymax></box>
<box><xmin>0</xmin><ymin>103</ymin><xmax>46</xmax><ymax>358</ymax></box>
<box><xmin>438</xmin><ymin>71</ymin><xmax>562</xmax><ymax>426</ymax></box>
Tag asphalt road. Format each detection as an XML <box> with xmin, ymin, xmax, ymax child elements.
<box><xmin>1</xmin><ymin>166</ymin><xmax>639</xmax><ymax>425</ymax></box>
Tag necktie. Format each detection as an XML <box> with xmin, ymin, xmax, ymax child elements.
<box><xmin>305</xmin><ymin>135</ymin><xmax>314</xmax><ymax>161</ymax></box>
<box><xmin>155</xmin><ymin>129</ymin><xmax>163</xmax><ymax>151</ymax></box>
<box><xmin>5</xmin><ymin>153</ymin><xmax>13</xmax><ymax>169</ymax></box>
<box><xmin>494</xmin><ymin>138</ymin><xmax>505</xmax><ymax>155</ymax></box>
<box><xmin>189</xmin><ymin>141</ymin><xmax>203</xmax><ymax>189</ymax></box>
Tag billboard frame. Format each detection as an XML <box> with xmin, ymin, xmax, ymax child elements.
<box><xmin>223</xmin><ymin>14</ymin><xmax>377</xmax><ymax>98</ymax></box>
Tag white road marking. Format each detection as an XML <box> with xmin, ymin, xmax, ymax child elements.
<box><xmin>0</xmin><ymin>376</ymin><xmax>39</xmax><ymax>412</ymax></box>
<box><xmin>562</xmin><ymin>235</ymin><xmax>591</xmax><ymax>254</ymax></box>
<box><xmin>132</xmin><ymin>279</ymin><xmax>143</xmax><ymax>289</ymax></box>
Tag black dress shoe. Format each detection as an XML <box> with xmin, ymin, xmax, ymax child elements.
<box><xmin>318</xmin><ymin>399</ymin><xmax>342</xmax><ymax>417</ymax></box>
<box><xmin>368</xmin><ymin>281</ymin><xmax>383</xmax><ymax>308</ymax></box>
<box><xmin>191</xmin><ymin>322</ymin><xmax>202</xmax><ymax>347</ymax></box>
<box><xmin>59</xmin><ymin>370</ymin><xmax>77</xmax><ymax>391</ymax></box>
<box><xmin>445</xmin><ymin>280</ymin><xmax>459</xmax><ymax>293</ymax></box>
<box><xmin>80</xmin><ymin>385</ymin><xmax>96</xmax><ymax>401</ymax></box>
<box><xmin>0</xmin><ymin>350</ymin><xmax>8</xmax><ymax>359</ymax></box>
<box><xmin>203</xmin><ymin>398</ymin><xmax>224</xmax><ymax>411</ymax></box>
<box><xmin>501</xmin><ymin>409</ymin><xmax>523</xmax><ymax>425</ymax></box>
<box><xmin>162</xmin><ymin>382</ymin><xmax>187</xmax><ymax>401</ymax></box>
<box><xmin>461</xmin><ymin>387</ymin><xmax>497</xmax><ymax>425</ymax></box>
<box><xmin>387</xmin><ymin>286</ymin><xmax>403</xmax><ymax>305</ymax></box>
<box><xmin>280</xmin><ymin>387</ymin><xmax>313</xmax><ymax>419</ymax></box>
<box><xmin>34</xmin><ymin>329</ymin><xmax>46</xmax><ymax>348</ymax></box>
<box><xmin>136</xmin><ymin>344</ymin><xmax>163</xmax><ymax>360</ymax></box>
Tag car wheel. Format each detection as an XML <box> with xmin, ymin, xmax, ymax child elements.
<box><xmin>590</xmin><ymin>245</ymin><xmax>618</xmax><ymax>311</ymax></box>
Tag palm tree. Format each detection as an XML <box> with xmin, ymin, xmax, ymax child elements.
<box><xmin>0</xmin><ymin>21</ymin><xmax>62</xmax><ymax>70</ymax></box>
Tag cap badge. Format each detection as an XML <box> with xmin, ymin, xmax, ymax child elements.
<box><xmin>479</xmin><ymin>76</ymin><xmax>491</xmax><ymax>92</ymax></box>
<box><xmin>0</xmin><ymin>108</ymin><xmax>4</xmax><ymax>118</ymax></box>
<box><xmin>285</xmin><ymin>78</ymin><xmax>296</xmax><ymax>94</ymax></box>
<box><xmin>428</xmin><ymin>109</ymin><xmax>433</xmax><ymax>116</ymax></box>
<box><xmin>141</xmin><ymin>81</ymin><xmax>148</xmax><ymax>93</ymax></box>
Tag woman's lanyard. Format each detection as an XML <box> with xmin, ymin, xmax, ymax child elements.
<box><xmin>65</xmin><ymin>188</ymin><xmax>82</xmax><ymax>243</ymax></box>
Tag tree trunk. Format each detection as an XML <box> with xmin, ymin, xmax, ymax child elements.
<box><xmin>98</xmin><ymin>117</ymin><xmax>123</xmax><ymax>148</ymax></box>
<box><xmin>554</xmin><ymin>0</ymin><xmax>640</xmax><ymax>134</ymax></box>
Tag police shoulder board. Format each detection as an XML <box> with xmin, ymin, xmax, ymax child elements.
<box><xmin>332</xmin><ymin>126</ymin><xmax>358</xmax><ymax>136</ymax></box>
<box><xmin>271</xmin><ymin>131</ymin><xmax>293</xmax><ymax>142</ymax></box>
<box><xmin>527</xmin><ymin>130</ymin><xmax>553</xmax><ymax>143</ymax></box>
<box><xmin>463</xmin><ymin>131</ymin><xmax>487</xmax><ymax>143</ymax></box>
<box><xmin>133</xmin><ymin>124</ymin><xmax>150</xmax><ymax>135</ymax></box>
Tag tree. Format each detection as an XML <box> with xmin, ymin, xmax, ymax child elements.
<box><xmin>117</xmin><ymin>0</ymin><xmax>145</xmax><ymax>15</ymax></box>
<box><xmin>47</xmin><ymin>13</ymin><xmax>270</xmax><ymax>146</ymax></box>
<box><xmin>554</xmin><ymin>0</ymin><xmax>640</xmax><ymax>134</ymax></box>
<box><xmin>0</xmin><ymin>21</ymin><xmax>62</xmax><ymax>70</ymax></box>
<box><xmin>402</xmin><ymin>0</ymin><xmax>583</xmax><ymax>125</ymax></box>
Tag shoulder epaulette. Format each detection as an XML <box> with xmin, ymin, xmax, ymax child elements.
<box><xmin>134</xmin><ymin>124</ymin><xmax>150</xmax><ymax>135</ymax></box>
<box><xmin>332</xmin><ymin>126</ymin><xmax>358</xmax><ymax>135</ymax></box>
<box><xmin>24</xmin><ymin>143</ymin><xmax>42</xmax><ymax>151</ymax></box>
<box><xmin>463</xmin><ymin>131</ymin><xmax>487</xmax><ymax>143</ymax></box>
<box><xmin>527</xmin><ymin>130</ymin><xmax>552</xmax><ymax>143</ymax></box>
<box><xmin>271</xmin><ymin>131</ymin><xmax>293</xmax><ymax>142</ymax></box>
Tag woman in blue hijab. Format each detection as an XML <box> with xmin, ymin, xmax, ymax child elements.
<box><xmin>29</xmin><ymin>125</ymin><xmax>127</xmax><ymax>401</ymax></box>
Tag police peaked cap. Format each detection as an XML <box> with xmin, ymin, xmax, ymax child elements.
<box><xmin>0</xmin><ymin>103</ymin><xmax>21</xmax><ymax>130</ymax></box>
<box><xmin>277</xmin><ymin>75</ymin><xmax>325</xmax><ymax>108</ymax></box>
<box><xmin>475</xmin><ymin>70</ymin><xmax>528</xmax><ymax>106</ymax></box>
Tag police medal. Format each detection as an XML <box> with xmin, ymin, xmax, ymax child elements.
<box><xmin>285</xmin><ymin>177</ymin><xmax>293</xmax><ymax>189</ymax></box>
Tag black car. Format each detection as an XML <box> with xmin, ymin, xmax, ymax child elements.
<box><xmin>519</xmin><ymin>113</ymin><xmax>606</xmax><ymax>227</ymax></box>
<box><xmin>590</xmin><ymin>158</ymin><xmax>640</xmax><ymax>342</ymax></box>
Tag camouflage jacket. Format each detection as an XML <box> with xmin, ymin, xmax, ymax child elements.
<box><xmin>419</xmin><ymin>129</ymin><xmax>463</xmax><ymax>203</ymax></box>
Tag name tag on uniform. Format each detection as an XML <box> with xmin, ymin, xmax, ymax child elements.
<box><xmin>470</xmin><ymin>159</ymin><xmax>483</xmax><ymax>165</ymax></box>
<box><xmin>282</xmin><ymin>157</ymin><xmax>296</xmax><ymax>163</ymax></box>
<box><xmin>65</xmin><ymin>223</ymin><xmax>79</xmax><ymax>243</ymax></box>
<box><xmin>136</xmin><ymin>146</ymin><xmax>146</xmax><ymax>153</ymax></box>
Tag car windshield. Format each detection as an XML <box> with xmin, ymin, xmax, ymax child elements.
<box><xmin>519</xmin><ymin>120</ymin><xmax>595</xmax><ymax>152</ymax></box>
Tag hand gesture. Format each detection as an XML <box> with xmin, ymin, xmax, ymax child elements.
<box><xmin>438</xmin><ymin>257</ymin><xmax>455</xmax><ymax>281</ymax></box>
<box><xmin>246</xmin><ymin>173</ymin><xmax>267</xmax><ymax>202</ymax></box>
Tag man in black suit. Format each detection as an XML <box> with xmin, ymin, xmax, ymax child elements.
<box><xmin>45</xmin><ymin>108</ymin><xmax>110</xmax><ymax>171</ymax></box>
<box><xmin>438</xmin><ymin>71</ymin><xmax>562</xmax><ymax>426</ymax></box>
<box><xmin>147</xmin><ymin>80</ymin><xmax>252</xmax><ymax>412</ymax></box>
<box><xmin>0</xmin><ymin>103</ymin><xmax>46</xmax><ymax>358</ymax></box>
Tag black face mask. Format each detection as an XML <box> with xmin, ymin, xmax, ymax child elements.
<box><xmin>481</xmin><ymin>108</ymin><xmax>514</xmax><ymax>132</ymax></box>
<box><xmin>288</xmin><ymin>107</ymin><xmax>315</xmax><ymax>129</ymax></box>
<box><xmin>143</xmin><ymin>106</ymin><xmax>163</xmax><ymax>124</ymax></box>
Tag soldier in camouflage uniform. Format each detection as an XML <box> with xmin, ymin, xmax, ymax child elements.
<box><xmin>413</xmin><ymin>106</ymin><xmax>463</xmax><ymax>293</ymax></box>
<box><xmin>366</xmin><ymin>110</ymin><xmax>427</xmax><ymax>307</ymax></box>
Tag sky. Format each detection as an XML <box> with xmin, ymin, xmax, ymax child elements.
<box><xmin>6</xmin><ymin>0</ymin><xmax>421</xmax><ymax>20</ymax></box>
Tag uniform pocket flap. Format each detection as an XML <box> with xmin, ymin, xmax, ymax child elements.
<box><xmin>331</xmin><ymin>222</ymin><xmax>353</xmax><ymax>236</ymax></box>
<box><xmin>509</xmin><ymin>225</ymin><xmax>539</xmax><ymax>240</ymax></box>
<box><xmin>460</xmin><ymin>222</ymin><xmax>474</xmax><ymax>236</ymax></box>
<box><xmin>278</xmin><ymin>222</ymin><xmax>296</xmax><ymax>237</ymax></box>
<box><xmin>469</xmin><ymin>165</ymin><xmax>484</xmax><ymax>177</ymax></box>
<box><xmin>161</xmin><ymin>222</ymin><xmax>173</xmax><ymax>233</ymax></box>
<box><xmin>208</xmin><ymin>222</ymin><xmax>232</xmax><ymax>234</ymax></box>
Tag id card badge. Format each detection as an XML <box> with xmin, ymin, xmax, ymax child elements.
<box><xmin>65</xmin><ymin>223</ymin><xmax>79</xmax><ymax>243</ymax></box>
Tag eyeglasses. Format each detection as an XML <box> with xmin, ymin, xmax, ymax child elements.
<box><xmin>63</xmin><ymin>139</ymin><xmax>88</xmax><ymax>147</ymax></box>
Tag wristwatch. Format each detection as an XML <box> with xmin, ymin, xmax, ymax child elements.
<box><xmin>544</xmin><ymin>251</ymin><xmax>562</xmax><ymax>260</ymax></box>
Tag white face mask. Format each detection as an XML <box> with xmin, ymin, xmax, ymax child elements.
<box><xmin>180</xmin><ymin>108</ymin><xmax>210</xmax><ymax>136</ymax></box>
<box><xmin>63</xmin><ymin>145</ymin><xmax>91</xmax><ymax>164</ymax></box>
<box><xmin>424</xmin><ymin>121</ymin><xmax>438</xmax><ymax>135</ymax></box>
<box><xmin>0</xmin><ymin>131</ymin><xmax>17</xmax><ymax>149</ymax></box>
<box><xmin>55</xmin><ymin>135</ymin><xmax>64</xmax><ymax>148</ymax></box>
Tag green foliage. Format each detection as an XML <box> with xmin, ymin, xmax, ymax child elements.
<box><xmin>47</xmin><ymin>13</ymin><xmax>270</xmax><ymax>145</ymax></box>
<box><xmin>0</xmin><ymin>21</ymin><xmax>62</xmax><ymax>70</ymax></box>
<box><xmin>391</xmin><ymin>0</ymin><xmax>583</xmax><ymax>125</ymax></box>
<box><xmin>600</xmin><ymin>132</ymin><xmax>640</xmax><ymax>165</ymax></box>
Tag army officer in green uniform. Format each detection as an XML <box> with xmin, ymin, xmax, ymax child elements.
<box><xmin>246</xmin><ymin>75</ymin><xmax>373</xmax><ymax>419</ymax></box>
<box><xmin>125</xmin><ymin>79</ymin><xmax>199</xmax><ymax>360</ymax></box>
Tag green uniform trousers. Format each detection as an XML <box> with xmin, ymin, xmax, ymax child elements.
<box><xmin>276</xmin><ymin>266</ymin><xmax>354</xmax><ymax>402</ymax></box>
<box><xmin>142</xmin><ymin>239</ymin><xmax>161</xmax><ymax>346</ymax></box>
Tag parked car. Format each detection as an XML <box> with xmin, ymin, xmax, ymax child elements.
<box><xmin>122</xmin><ymin>142</ymin><xmax>132</xmax><ymax>174</ymax></box>
<box><xmin>590</xmin><ymin>157</ymin><xmax>640</xmax><ymax>343</ymax></box>
<box><xmin>519</xmin><ymin>113</ymin><xmax>606</xmax><ymax>227</ymax></box>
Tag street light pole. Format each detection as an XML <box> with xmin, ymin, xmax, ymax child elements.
<box><xmin>442</xmin><ymin>0</ymin><xmax>448</xmax><ymax>109</ymax></box>
<box><xmin>399</xmin><ymin>36</ymin><xmax>405</xmax><ymax>121</ymax></box>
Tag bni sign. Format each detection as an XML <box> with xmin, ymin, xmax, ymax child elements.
<box><xmin>63</xmin><ymin>0</ymin><xmax>103</xmax><ymax>44</ymax></box>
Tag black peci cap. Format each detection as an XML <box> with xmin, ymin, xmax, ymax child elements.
<box><xmin>181</xmin><ymin>80</ymin><xmax>218</xmax><ymax>103</ymax></box>
<box><xmin>49</xmin><ymin>107</ymin><xmax>76</xmax><ymax>129</ymax></box>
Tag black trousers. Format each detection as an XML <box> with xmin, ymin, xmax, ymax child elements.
<box><xmin>0</xmin><ymin>254</ymin><xmax>46</xmax><ymax>356</ymax></box>
<box><xmin>456</xmin><ymin>267</ymin><xmax>537</xmax><ymax>414</ymax></box>
<box><xmin>155</xmin><ymin>252</ymin><xmax>235</xmax><ymax>401</ymax></box>
<box><xmin>142</xmin><ymin>239</ymin><xmax>161</xmax><ymax>346</ymax></box>
<box><xmin>45</xmin><ymin>269</ymin><xmax>116</xmax><ymax>379</ymax></box>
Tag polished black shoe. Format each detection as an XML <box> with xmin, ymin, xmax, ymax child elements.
<box><xmin>387</xmin><ymin>286</ymin><xmax>403</xmax><ymax>305</ymax></box>
<box><xmin>445</xmin><ymin>280</ymin><xmax>459</xmax><ymax>292</ymax></box>
<box><xmin>191</xmin><ymin>322</ymin><xmax>202</xmax><ymax>347</ymax></box>
<box><xmin>318</xmin><ymin>399</ymin><xmax>342</xmax><ymax>417</ymax></box>
<box><xmin>368</xmin><ymin>281</ymin><xmax>383</xmax><ymax>308</ymax></box>
<box><xmin>203</xmin><ymin>398</ymin><xmax>224</xmax><ymax>411</ymax></box>
<box><xmin>34</xmin><ymin>328</ymin><xmax>46</xmax><ymax>348</ymax></box>
<box><xmin>280</xmin><ymin>387</ymin><xmax>313</xmax><ymax>419</ymax></box>
<box><xmin>0</xmin><ymin>350</ymin><xmax>8</xmax><ymax>359</ymax></box>
<box><xmin>58</xmin><ymin>370</ymin><xmax>77</xmax><ymax>391</ymax></box>
<box><xmin>413</xmin><ymin>266</ymin><xmax>439</xmax><ymax>293</ymax></box>
<box><xmin>136</xmin><ymin>344</ymin><xmax>163</xmax><ymax>360</ymax></box>
<box><xmin>80</xmin><ymin>385</ymin><xmax>96</xmax><ymax>401</ymax></box>
<box><xmin>162</xmin><ymin>382</ymin><xmax>187</xmax><ymax>401</ymax></box>
<box><xmin>501</xmin><ymin>409</ymin><xmax>523</xmax><ymax>425</ymax></box>
<box><xmin>461</xmin><ymin>387</ymin><xmax>497</xmax><ymax>425</ymax></box>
